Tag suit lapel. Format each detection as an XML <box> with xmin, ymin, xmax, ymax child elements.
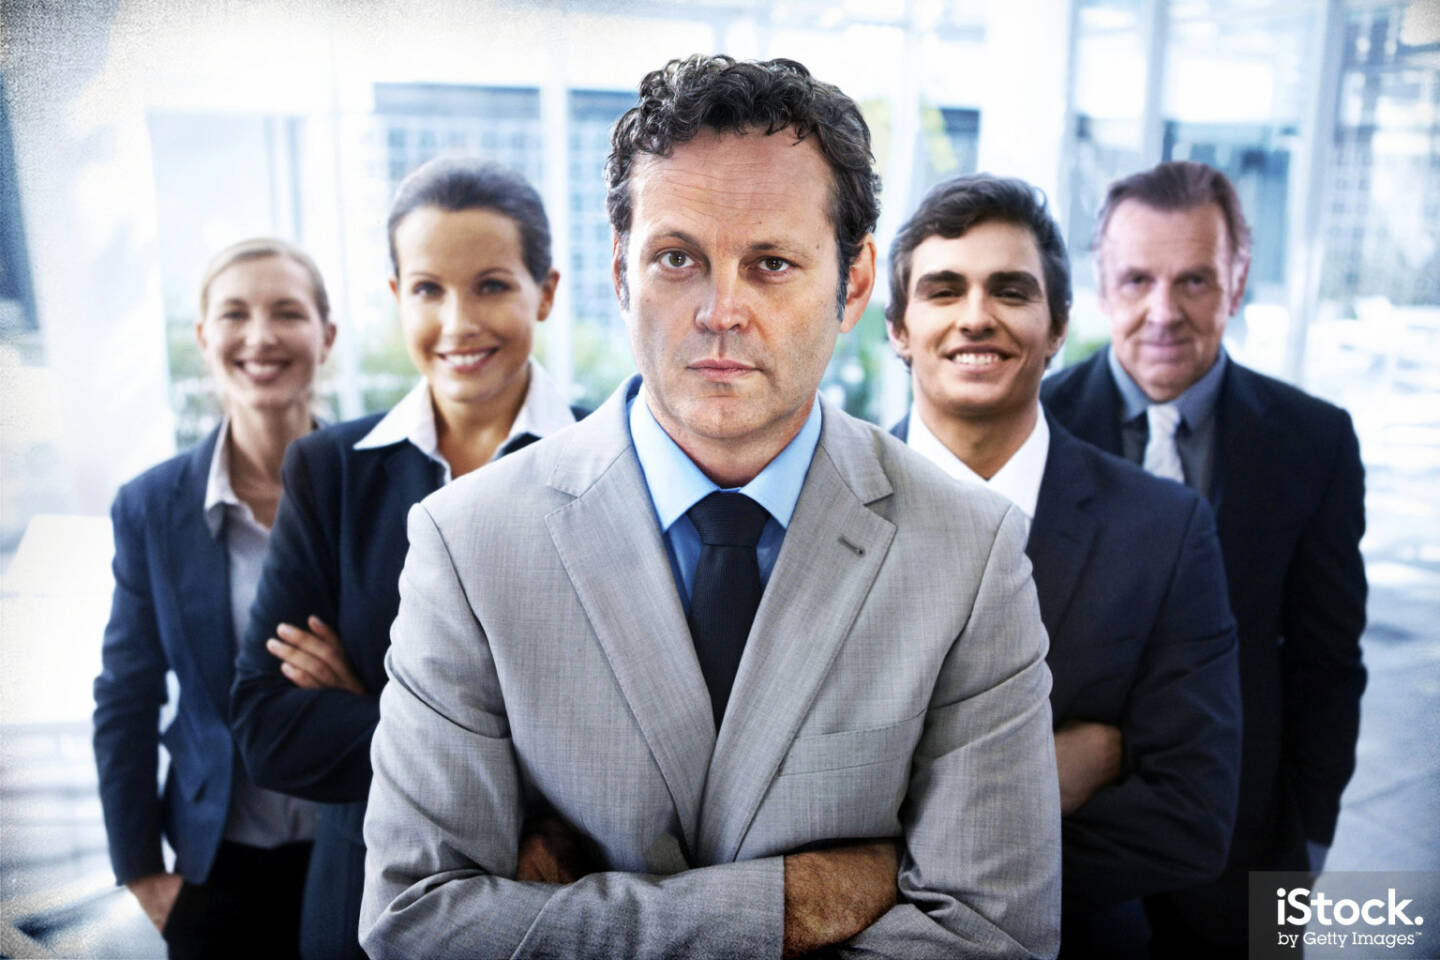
<box><xmin>698</xmin><ymin>403</ymin><xmax>896</xmax><ymax>864</ymax></box>
<box><xmin>543</xmin><ymin>381</ymin><xmax>714</xmax><ymax>857</ymax></box>
<box><xmin>159</xmin><ymin>429</ymin><xmax>236</xmax><ymax>719</ymax></box>
<box><xmin>1213</xmin><ymin>363</ymin><xmax>1272</xmax><ymax>565</ymax></box>
<box><xmin>1027</xmin><ymin>419</ymin><xmax>1099</xmax><ymax>639</ymax></box>
<box><xmin>1061</xmin><ymin>351</ymin><xmax>1126</xmax><ymax>457</ymax></box>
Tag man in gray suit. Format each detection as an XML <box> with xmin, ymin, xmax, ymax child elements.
<box><xmin>361</xmin><ymin>55</ymin><xmax>1061</xmax><ymax>959</ymax></box>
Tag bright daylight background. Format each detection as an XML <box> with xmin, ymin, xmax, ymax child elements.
<box><xmin>2</xmin><ymin>0</ymin><xmax>1437</xmax><ymax>955</ymax></box>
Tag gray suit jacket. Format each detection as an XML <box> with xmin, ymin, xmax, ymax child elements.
<box><xmin>360</xmin><ymin>379</ymin><xmax>1062</xmax><ymax>959</ymax></box>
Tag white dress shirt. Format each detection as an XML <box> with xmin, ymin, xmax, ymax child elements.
<box><xmin>353</xmin><ymin>359</ymin><xmax>576</xmax><ymax>483</ymax></box>
<box><xmin>905</xmin><ymin>405</ymin><xmax>1050</xmax><ymax>524</ymax></box>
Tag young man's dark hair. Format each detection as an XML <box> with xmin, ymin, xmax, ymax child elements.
<box><xmin>1091</xmin><ymin>160</ymin><xmax>1253</xmax><ymax>266</ymax></box>
<box><xmin>886</xmin><ymin>173</ymin><xmax>1071</xmax><ymax>340</ymax></box>
<box><xmin>605</xmin><ymin>54</ymin><xmax>881</xmax><ymax>308</ymax></box>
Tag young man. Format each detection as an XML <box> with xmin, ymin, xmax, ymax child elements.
<box><xmin>1043</xmin><ymin>161</ymin><xmax>1367</xmax><ymax>958</ymax></box>
<box><xmin>887</xmin><ymin>173</ymin><xmax>1241</xmax><ymax>957</ymax></box>
<box><xmin>360</xmin><ymin>58</ymin><xmax>1061</xmax><ymax>959</ymax></box>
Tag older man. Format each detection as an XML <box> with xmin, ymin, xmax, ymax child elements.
<box><xmin>1043</xmin><ymin>161</ymin><xmax>1367</xmax><ymax>957</ymax></box>
<box><xmin>886</xmin><ymin>173</ymin><xmax>1241</xmax><ymax>957</ymax></box>
<box><xmin>360</xmin><ymin>56</ymin><xmax>1061</xmax><ymax>959</ymax></box>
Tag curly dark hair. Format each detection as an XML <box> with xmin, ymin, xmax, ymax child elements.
<box><xmin>887</xmin><ymin>174</ymin><xmax>1071</xmax><ymax>340</ymax></box>
<box><xmin>387</xmin><ymin>157</ymin><xmax>552</xmax><ymax>283</ymax></box>
<box><xmin>605</xmin><ymin>55</ymin><xmax>881</xmax><ymax>307</ymax></box>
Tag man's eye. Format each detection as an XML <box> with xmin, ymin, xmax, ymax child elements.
<box><xmin>758</xmin><ymin>256</ymin><xmax>789</xmax><ymax>273</ymax></box>
<box><xmin>997</xmin><ymin>288</ymin><xmax>1027</xmax><ymax>301</ymax></box>
<box><xmin>662</xmin><ymin>251</ymin><xmax>692</xmax><ymax>269</ymax></box>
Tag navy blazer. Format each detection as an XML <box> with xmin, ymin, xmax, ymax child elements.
<box><xmin>1043</xmin><ymin>351</ymin><xmax>1367</xmax><ymax>947</ymax></box>
<box><xmin>230</xmin><ymin>410</ymin><xmax>580</xmax><ymax>959</ymax></box>
<box><xmin>94</xmin><ymin>427</ymin><xmax>244</xmax><ymax>886</ymax></box>
<box><xmin>891</xmin><ymin>414</ymin><xmax>1241</xmax><ymax>914</ymax></box>
<box><xmin>230</xmin><ymin>414</ymin><xmax>440</xmax><ymax>959</ymax></box>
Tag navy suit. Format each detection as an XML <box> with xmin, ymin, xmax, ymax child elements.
<box><xmin>891</xmin><ymin>412</ymin><xmax>1242</xmax><ymax>956</ymax></box>
<box><xmin>230</xmin><ymin>414</ymin><xmax>440</xmax><ymax>960</ymax></box>
<box><xmin>230</xmin><ymin>410</ymin><xmax>578</xmax><ymax>959</ymax></box>
<box><xmin>95</xmin><ymin>427</ymin><xmax>245</xmax><ymax>887</ymax></box>
<box><xmin>1043</xmin><ymin>351</ymin><xmax>1367</xmax><ymax>954</ymax></box>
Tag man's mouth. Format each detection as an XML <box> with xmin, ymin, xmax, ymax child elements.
<box><xmin>944</xmin><ymin>348</ymin><xmax>1008</xmax><ymax>368</ymax></box>
<box><xmin>689</xmin><ymin>358</ymin><xmax>757</xmax><ymax>382</ymax></box>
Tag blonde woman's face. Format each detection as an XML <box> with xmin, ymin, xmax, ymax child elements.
<box><xmin>196</xmin><ymin>256</ymin><xmax>335</xmax><ymax>414</ymax></box>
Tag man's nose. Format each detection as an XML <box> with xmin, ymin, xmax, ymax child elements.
<box><xmin>695</xmin><ymin>271</ymin><xmax>752</xmax><ymax>334</ymax></box>
<box><xmin>1145</xmin><ymin>282</ymin><xmax>1184</xmax><ymax>326</ymax></box>
<box><xmin>955</xmin><ymin>290</ymin><xmax>997</xmax><ymax>337</ymax></box>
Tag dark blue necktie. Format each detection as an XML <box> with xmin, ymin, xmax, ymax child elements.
<box><xmin>686</xmin><ymin>492</ymin><xmax>770</xmax><ymax>730</ymax></box>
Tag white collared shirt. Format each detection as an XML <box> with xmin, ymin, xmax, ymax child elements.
<box><xmin>905</xmin><ymin>405</ymin><xmax>1050</xmax><ymax>523</ymax></box>
<box><xmin>353</xmin><ymin>359</ymin><xmax>576</xmax><ymax>484</ymax></box>
<box><xmin>203</xmin><ymin>419</ymin><xmax>319</xmax><ymax>848</ymax></box>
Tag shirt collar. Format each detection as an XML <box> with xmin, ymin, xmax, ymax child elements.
<box><xmin>203</xmin><ymin>417</ymin><xmax>240</xmax><ymax>538</ymax></box>
<box><xmin>1106</xmin><ymin>343</ymin><xmax>1228</xmax><ymax>429</ymax></box>
<box><xmin>905</xmin><ymin>405</ymin><xmax>1050</xmax><ymax>520</ymax></box>
<box><xmin>353</xmin><ymin>359</ymin><xmax>575</xmax><ymax>480</ymax></box>
<box><xmin>628</xmin><ymin>384</ymin><xmax>822</xmax><ymax>532</ymax></box>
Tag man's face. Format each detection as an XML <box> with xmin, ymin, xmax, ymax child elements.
<box><xmin>1097</xmin><ymin>200</ymin><xmax>1248</xmax><ymax>402</ymax></box>
<box><xmin>615</xmin><ymin>127</ymin><xmax>872</xmax><ymax>465</ymax></box>
<box><xmin>889</xmin><ymin>221</ymin><xmax>1062</xmax><ymax>428</ymax></box>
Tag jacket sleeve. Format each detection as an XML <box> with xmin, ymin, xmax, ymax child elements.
<box><xmin>93</xmin><ymin>485</ymin><xmax>169</xmax><ymax>885</ymax></box>
<box><xmin>1059</xmin><ymin>496</ymin><xmax>1243</xmax><ymax>902</ymax></box>
<box><xmin>361</xmin><ymin>503</ymin><xmax>1061</xmax><ymax>960</ymax></box>
<box><xmin>230</xmin><ymin>440</ymin><xmax>379</xmax><ymax>802</ymax></box>
<box><xmin>1279</xmin><ymin>412</ymin><xmax>1367</xmax><ymax>846</ymax></box>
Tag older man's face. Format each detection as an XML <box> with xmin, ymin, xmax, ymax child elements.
<box><xmin>615</xmin><ymin>127</ymin><xmax>873</xmax><ymax>470</ymax></box>
<box><xmin>1098</xmin><ymin>200</ymin><xmax>1248</xmax><ymax>402</ymax></box>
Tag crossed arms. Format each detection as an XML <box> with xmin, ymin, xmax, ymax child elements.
<box><xmin>360</xmin><ymin>500</ymin><xmax>1061</xmax><ymax>959</ymax></box>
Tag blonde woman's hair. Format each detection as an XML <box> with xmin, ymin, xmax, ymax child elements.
<box><xmin>198</xmin><ymin>238</ymin><xmax>332</xmax><ymax>324</ymax></box>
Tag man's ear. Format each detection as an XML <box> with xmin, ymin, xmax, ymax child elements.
<box><xmin>611</xmin><ymin>232</ymin><xmax>628</xmax><ymax>311</ymax></box>
<box><xmin>886</xmin><ymin>316</ymin><xmax>912</xmax><ymax>365</ymax></box>
<box><xmin>1046</xmin><ymin>319</ymin><xmax>1069</xmax><ymax>365</ymax></box>
<box><xmin>840</xmin><ymin>235</ymin><xmax>877</xmax><ymax>334</ymax></box>
<box><xmin>1227</xmin><ymin>254</ymin><xmax>1251</xmax><ymax>317</ymax></box>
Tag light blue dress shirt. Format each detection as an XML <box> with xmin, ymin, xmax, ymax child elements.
<box><xmin>627</xmin><ymin>385</ymin><xmax>823</xmax><ymax>612</ymax></box>
<box><xmin>1107</xmin><ymin>344</ymin><xmax>1227</xmax><ymax>499</ymax></box>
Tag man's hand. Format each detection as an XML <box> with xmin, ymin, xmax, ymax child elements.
<box><xmin>1054</xmin><ymin>720</ymin><xmax>1124</xmax><ymax>815</ymax></box>
<box><xmin>516</xmin><ymin>815</ymin><xmax>604</xmax><ymax>884</ymax></box>
<box><xmin>266</xmin><ymin>616</ymin><xmax>366</xmax><ymax>694</ymax></box>
<box><xmin>782</xmin><ymin>839</ymin><xmax>899</xmax><ymax>958</ymax></box>
<box><xmin>127</xmin><ymin>872</ymin><xmax>184</xmax><ymax>933</ymax></box>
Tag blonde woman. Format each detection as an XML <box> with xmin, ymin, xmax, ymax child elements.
<box><xmin>94</xmin><ymin>239</ymin><xmax>336</xmax><ymax>958</ymax></box>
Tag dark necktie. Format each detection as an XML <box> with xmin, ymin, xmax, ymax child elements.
<box><xmin>686</xmin><ymin>492</ymin><xmax>770</xmax><ymax>730</ymax></box>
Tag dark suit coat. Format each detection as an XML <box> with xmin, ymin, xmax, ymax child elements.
<box><xmin>891</xmin><ymin>414</ymin><xmax>1242</xmax><ymax>910</ymax></box>
<box><xmin>94</xmin><ymin>427</ymin><xmax>260</xmax><ymax>886</ymax></box>
<box><xmin>1042</xmin><ymin>351</ymin><xmax>1367</xmax><ymax>944</ymax></box>
<box><xmin>229</xmin><ymin>409</ymin><xmax>580</xmax><ymax>959</ymax></box>
<box><xmin>228</xmin><ymin>414</ymin><xmax>440</xmax><ymax>959</ymax></box>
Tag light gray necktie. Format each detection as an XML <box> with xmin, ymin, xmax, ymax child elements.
<box><xmin>1143</xmin><ymin>403</ymin><xmax>1185</xmax><ymax>483</ymax></box>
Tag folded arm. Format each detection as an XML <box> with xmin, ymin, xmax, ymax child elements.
<box><xmin>362</xmin><ymin>503</ymin><xmax>791</xmax><ymax>959</ymax></box>
<box><xmin>1061</xmin><ymin>496</ymin><xmax>1242</xmax><ymax>901</ymax></box>
<box><xmin>842</xmin><ymin>506</ymin><xmax>1062</xmax><ymax>959</ymax></box>
<box><xmin>230</xmin><ymin>441</ymin><xmax>378</xmax><ymax>802</ymax></box>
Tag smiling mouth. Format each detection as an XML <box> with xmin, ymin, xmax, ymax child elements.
<box><xmin>236</xmin><ymin>359</ymin><xmax>290</xmax><ymax>381</ymax></box>
<box><xmin>437</xmin><ymin>348</ymin><xmax>499</xmax><ymax>372</ymax></box>
<box><xmin>945</xmin><ymin>349</ymin><xmax>1009</xmax><ymax>368</ymax></box>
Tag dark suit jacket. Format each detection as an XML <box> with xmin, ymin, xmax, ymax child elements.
<box><xmin>229</xmin><ymin>414</ymin><xmax>441</xmax><ymax>959</ymax></box>
<box><xmin>891</xmin><ymin>412</ymin><xmax>1242</xmax><ymax>953</ymax></box>
<box><xmin>1042</xmin><ymin>351</ymin><xmax>1368</xmax><ymax>948</ymax></box>
<box><xmin>230</xmin><ymin>409</ymin><xmax>582</xmax><ymax>959</ymax></box>
<box><xmin>94</xmin><ymin>428</ymin><xmax>249</xmax><ymax>886</ymax></box>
